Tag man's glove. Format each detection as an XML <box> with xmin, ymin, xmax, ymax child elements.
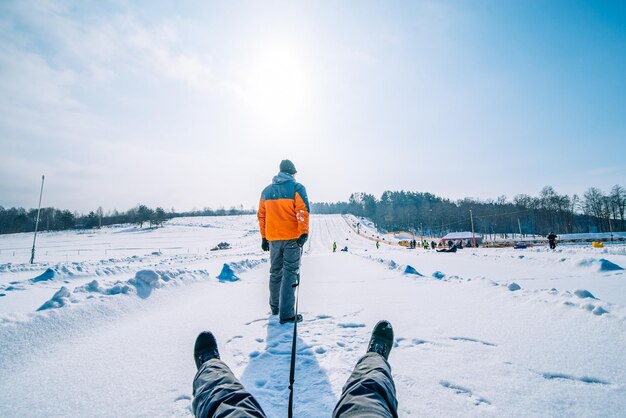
<box><xmin>296</xmin><ymin>234</ymin><xmax>308</xmax><ymax>247</ymax></box>
<box><xmin>261</xmin><ymin>238</ymin><xmax>269</xmax><ymax>251</ymax></box>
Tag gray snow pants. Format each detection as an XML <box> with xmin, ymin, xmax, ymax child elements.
<box><xmin>192</xmin><ymin>353</ymin><xmax>397</xmax><ymax>417</ymax></box>
<box><xmin>192</xmin><ymin>359</ymin><xmax>267</xmax><ymax>418</ymax></box>
<box><xmin>269</xmin><ymin>239</ymin><xmax>301</xmax><ymax>321</ymax></box>
<box><xmin>332</xmin><ymin>353</ymin><xmax>398</xmax><ymax>417</ymax></box>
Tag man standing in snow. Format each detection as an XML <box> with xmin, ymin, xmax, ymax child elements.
<box><xmin>547</xmin><ymin>232</ymin><xmax>557</xmax><ymax>249</ymax></box>
<box><xmin>258</xmin><ymin>160</ymin><xmax>309</xmax><ymax>324</ymax></box>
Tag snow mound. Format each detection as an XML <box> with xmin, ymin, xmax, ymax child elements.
<box><xmin>573</xmin><ymin>289</ymin><xmax>597</xmax><ymax>299</ymax></box>
<box><xmin>74</xmin><ymin>280</ymin><xmax>132</xmax><ymax>296</ymax></box>
<box><xmin>432</xmin><ymin>271</ymin><xmax>445</xmax><ymax>280</ymax></box>
<box><xmin>31</xmin><ymin>268</ymin><xmax>55</xmax><ymax>282</ymax></box>
<box><xmin>593</xmin><ymin>306</ymin><xmax>608</xmax><ymax>316</ymax></box>
<box><xmin>133</xmin><ymin>269</ymin><xmax>161</xmax><ymax>286</ymax></box>
<box><xmin>597</xmin><ymin>258</ymin><xmax>624</xmax><ymax>271</ymax></box>
<box><xmin>578</xmin><ymin>258</ymin><xmax>624</xmax><ymax>272</ymax></box>
<box><xmin>217</xmin><ymin>264</ymin><xmax>240</xmax><ymax>282</ymax></box>
<box><xmin>370</xmin><ymin>258</ymin><xmax>398</xmax><ymax>270</ymax></box>
<box><xmin>229</xmin><ymin>259</ymin><xmax>265</xmax><ymax>273</ymax></box>
<box><xmin>107</xmin><ymin>283</ymin><xmax>133</xmax><ymax>295</ymax></box>
<box><xmin>128</xmin><ymin>270</ymin><xmax>162</xmax><ymax>298</ymax></box>
<box><xmin>403</xmin><ymin>265</ymin><xmax>424</xmax><ymax>276</ymax></box>
<box><xmin>37</xmin><ymin>287</ymin><xmax>72</xmax><ymax>311</ymax></box>
<box><xmin>507</xmin><ymin>283</ymin><xmax>522</xmax><ymax>292</ymax></box>
<box><xmin>75</xmin><ymin>280</ymin><xmax>102</xmax><ymax>293</ymax></box>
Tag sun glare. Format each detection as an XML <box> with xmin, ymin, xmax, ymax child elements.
<box><xmin>247</xmin><ymin>44</ymin><xmax>308</xmax><ymax>128</ymax></box>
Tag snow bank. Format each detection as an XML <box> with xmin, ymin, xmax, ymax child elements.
<box><xmin>228</xmin><ymin>258</ymin><xmax>266</xmax><ymax>273</ymax></box>
<box><xmin>74</xmin><ymin>279</ymin><xmax>132</xmax><ymax>296</ymax></box>
<box><xmin>368</xmin><ymin>257</ymin><xmax>398</xmax><ymax>270</ymax></box>
<box><xmin>37</xmin><ymin>287</ymin><xmax>72</xmax><ymax>311</ymax></box>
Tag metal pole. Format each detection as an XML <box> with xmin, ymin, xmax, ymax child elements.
<box><xmin>288</xmin><ymin>246</ymin><xmax>304</xmax><ymax>418</ymax></box>
<box><xmin>30</xmin><ymin>175</ymin><xmax>45</xmax><ymax>264</ymax></box>
<box><xmin>470</xmin><ymin>209</ymin><xmax>476</xmax><ymax>247</ymax></box>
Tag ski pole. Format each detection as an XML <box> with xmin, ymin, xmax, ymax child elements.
<box><xmin>288</xmin><ymin>246</ymin><xmax>303</xmax><ymax>418</ymax></box>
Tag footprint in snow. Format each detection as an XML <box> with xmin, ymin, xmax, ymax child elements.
<box><xmin>244</xmin><ymin>317</ymin><xmax>269</xmax><ymax>325</ymax></box>
<box><xmin>337</xmin><ymin>323</ymin><xmax>366</xmax><ymax>329</ymax></box>
<box><xmin>450</xmin><ymin>337</ymin><xmax>497</xmax><ymax>347</ymax></box>
<box><xmin>541</xmin><ymin>372</ymin><xmax>610</xmax><ymax>385</ymax></box>
<box><xmin>172</xmin><ymin>395</ymin><xmax>192</xmax><ymax>416</ymax></box>
<box><xmin>440</xmin><ymin>381</ymin><xmax>491</xmax><ymax>406</ymax></box>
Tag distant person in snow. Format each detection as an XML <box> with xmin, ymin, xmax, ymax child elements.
<box><xmin>333</xmin><ymin>242</ymin><xmax>337</xmax><ymax>252</ymax></box>
<box><xmin>437</xmin><ymin>244</ymin><xmax>457</xmax><ymax>253</ymax></box>
<box><xmin>191</xmin><ymin>321</ymin><xmax>398</xmax><ymax>417</ymax></box>
<box><xmin>376</xmin><ymin>240</ymin><xmax>380</xmax><ymax>249</ymax></box>
<box><xmin>257</xmin><ymin>160</ymin><xmax>309</xmax><ymax>324</ymax></box>
<box><xmin>431</xmin><ymin>240</ymin><xmax>436</xmax><ymax>249</ymax></box>
<box><xmin>547</xmin><ymin>232</ymin><xmax>557</xmax><ymax>249</ymax></box>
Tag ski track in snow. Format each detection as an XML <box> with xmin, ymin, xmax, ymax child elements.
<box><xmin>1</xmin><ymin>215</ymin><xmax>625</xmax><ymax>417</ymax></box>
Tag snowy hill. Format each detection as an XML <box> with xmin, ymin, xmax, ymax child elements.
<box><xmin>1</xmin><ymin>215</ymin><xmax>625</xmax><ymax>417</ymax></box>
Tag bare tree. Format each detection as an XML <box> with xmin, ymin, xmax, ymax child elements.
<box><xmin>610</xmin><ymin>185</ymin><xmax>626</xmax><ymax>230</ymax></box>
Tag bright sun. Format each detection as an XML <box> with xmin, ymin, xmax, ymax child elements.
<box><xmin>247</xmin><ymin>44</ymin><xmax>308</xmax><ymax>128</ymax></box>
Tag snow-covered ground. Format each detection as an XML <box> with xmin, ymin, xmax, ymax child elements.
<box><xmin>1</xmin><ymin>215</ymin><xmax>625</xmax><ymax>417</ymax></box>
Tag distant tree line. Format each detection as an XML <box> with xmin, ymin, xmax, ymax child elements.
<box><xmin>0</xmin><ymin>204</ymin><xmax>254</xmax><ymax>235</ymax></box>
<box><xmin>312</xmin><ymin>185</ymin><xmax>626</xmax><ymax>237</ymax></box>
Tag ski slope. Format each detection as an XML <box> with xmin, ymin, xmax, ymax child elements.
<box><xmin>1</xmin><ymin>215</ymin><xmax>625</xmax><ymax>417</ymax></box>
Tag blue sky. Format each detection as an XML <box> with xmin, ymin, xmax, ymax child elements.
<box><xmin>1</xmin><ymin>0</ymin><xmax>624</xmax><ymax>212</ymax></box>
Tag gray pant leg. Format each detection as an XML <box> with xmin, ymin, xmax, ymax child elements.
<box><xmin>269</xmin><ymin>241</ymin><xmax>284</xmax><ymax>312</ymax></box>
<box><xmin>332</xmin><ymin>353</ymin><xmax>398</xmax><ymax>418</ymax></box>
<box><xmin>280</xmin><ymin>239</ymin><xmax>301</xmax><ymax>320</ymax></box>
<box><xmin>193</xmin><ymin>359</ymin><xmax>267</xmax><ymax>418</ymax></box>
<box><xmin>269</xmin><ymin>240</ymin><xmax>301</xmax><ymax>320</ymax></box>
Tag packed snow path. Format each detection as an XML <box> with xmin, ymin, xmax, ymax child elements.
<box><xmin>1</xmin><ymin>215</ymin><xmax>625</xmax><ymax>417</ymax></box>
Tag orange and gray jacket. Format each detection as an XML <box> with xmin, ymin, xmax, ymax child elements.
<box><xmin>258</xmin><ymin>172</ymin><xmax>309</xmax><ymax>241</ymax></box>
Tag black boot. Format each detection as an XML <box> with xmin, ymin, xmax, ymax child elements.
<box><xmin>279</xmin><ymin>313</ymin><xmax>303</xmax><ymax>324</ymax></box>
<box><xmin>367</xmin><ymin>320</ymin><xmax>394</xmax><ymax>360</ymax></box>
<box><xmin>194</xmin><ymin>331</ymin><xmax>220</xmax><ymax>369</ymax></box>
